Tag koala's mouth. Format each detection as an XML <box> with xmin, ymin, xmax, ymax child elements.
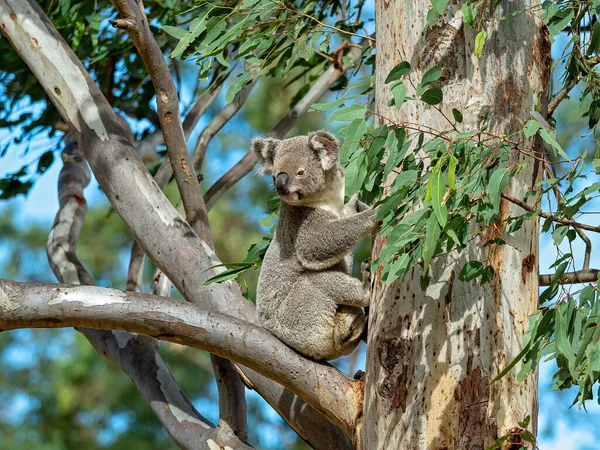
<box><xmin>280</xmin><ymin>192</ymin><xmax>302</xmax><ymax>204</ymax></box>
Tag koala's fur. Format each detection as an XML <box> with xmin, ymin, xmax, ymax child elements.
<box><xmin>252</xmin><ymin>130</ymin><xmax>378</xmax><ymax>360</ymax></box>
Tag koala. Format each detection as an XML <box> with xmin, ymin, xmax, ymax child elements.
<box><xmin>252</xmin><ymin>130</ymin><xmax>378</xmax><ymax>360</ymax></box>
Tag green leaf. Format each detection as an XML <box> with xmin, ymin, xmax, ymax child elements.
<box><xmin>523</xmin><ymin>119</ymin><xmax>541</xmax><ymax>137</ymax></box>
<box><xmin>225</xmin><ymin>71</ymin><xmax>252</xmax><ymax>103</ymax></box>
<box><xmin>310</xmin><ymin>96</ymin><xmax>349</xmax><ymax>112</ymax></box>
<box><xmin>421</xmin><ymin>66</ymin><xmax>442</xmax><ymax>85</ymax></box>
<box><xmin>555</xmin><ymin>301</ymin><xmax>575</xmax><ymax>362</ymax></box>
<box><xmin>328</xmin><ymin>104</ymin><xmax>366</xmax><ymax>123</ymax></box>
<box><xmin>429</xmin><ymin>167</ymin><xmax>447</xmax><ymax>227</ymax></box>
<box><xmin>423</xmin><ymin>213</ymin><xmax>441</xmax><ymax>272</ymax></box>
<box><xmin>417</xmin><ymin>66</ymin><xmax>442</xmax><ymax>95</ymax></box>
<box><xmin>452</xmin><ymin>108</ymin><xmax>463</xmax><ymax>123</ymax></box>
<box><xmin>459</xmin><ymin>260</ymin><xmax>484</xmax><ymax>282</ymax></box>
<box><xmin>539</xmin><ymin>128</ymin><xmax>570</xmax><ymax>160</ymax></box>
<box><xmin>421</xmin><ymin>88</ymin><xmax>443</xmax><ymax>105</ymax></box>
<box><xmin>391</xmin><ymin>82</ymin><xmax>407</xmax><ymax>109</ymax></box>
<box><xmin>474</xmin><ymin>30</ymin><xmax>487</xmax><ymax>57</ymax></box>
<box><xmin>171</xmin><ymin>10</ymin><xmax>210</xmax><ymax>58</ymax></box>
<box><xmin>203</xmin><ymin>266</ymin><xmax>250</xmax><ymax>285</ymax></box>
<box><xmin>462</xmin><ymin>3</ymin><xmax>476</xmax><ymax>28</ymax></box>
<box><xmin>487</xmin><ymin>167</ymin><xmax>510</xmax><ymax>210</ymax></box>
<box><xmin>161</xmin><ymin>25</ymin><xmax>188</xmax><ymax>40</ymax></box>
<box><xmin>588</xmin><ymin>21</ymin><xmax>600</xmax><ymax>55</ymax></box>
<box><xmin>552</xmin><ymin>226</ymin><xmax>569</xmax><ymax>246</ymax></box>
<box><xmin>448</xmin><ymin>155</ymin><xmax>457</xmax><ymax>190</ymax></box>
<box><xmin>385</xmin><ymin>61</ymin><xmax>411</xmax><ymax>84</ymax></box>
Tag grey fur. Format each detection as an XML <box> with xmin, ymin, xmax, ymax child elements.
<box><xmin>253</xmin><ymin>130</ymin><xmax>378</xmax><ymax>360</ymax></box>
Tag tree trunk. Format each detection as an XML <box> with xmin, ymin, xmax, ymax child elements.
<box><xmin>362</xmin><ymin>1</ymin><xmax>549</xmax><ymax>448</ymax></box>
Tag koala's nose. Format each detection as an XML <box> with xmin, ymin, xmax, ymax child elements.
<box><xmin>275</xmin><ymin>173</ymin><xmax>289</xmax><ymax>194</ymax></box>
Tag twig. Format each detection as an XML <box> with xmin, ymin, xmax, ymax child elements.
<box><xmin>109</xmin><ymin>0</ymin><xmax>209</xmax><ymax>240</ymax></box>
<box><xmin>126</xmin><ymin>64</ymin><xmax>227</xmax><ymax>294</ymax></box>
<box><xmin>547</xmin><ymin>55</ymin><xmax>600</xmax><ymax>116</ymax></box>
<box><xmin>183</xmin><ymin>64</ymin><xmax>228</xmax><ymax>138</ymax></box>
<box><xmin>191</xmin><ymin>76</ymin><xmax>258</xmax><ymax>172</ymax></box>
<box><xmin>204</xmin><ymin>38</ymin><xmax>370</xmax><ymax>210</ymax></box>
<box><xmin>575</xmin><ymin>227</ymin><xmax>592</xmax><ymax>270</ymax></box>
<box><xmin>539</xmin><ymin>269</ymin><xmax>599</xmax><ymax>286</ymax></box>
<box><xmin>501</xmin><ymin>193</ymin><xmax>600</xmax><ymax>233</ymax></box>
<box><xmin>547</xmin><ymin>78</ymin><xmax>578</xmax><ymax>117</ymax></box>
<box><xmin>275</xmin><ymin>1</ymin><xmax>375</xmax><ymax>42</ymax></box>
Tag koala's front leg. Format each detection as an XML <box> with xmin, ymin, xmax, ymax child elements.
<box><xmin>297</xmin><ymin>208</ymin><xmax>378</xmax><ymax>270</ymax></box>
<box><xmin>307</xmin><ymin>271</ymin><xmax>370</xmax><ymax>308</ymax></box>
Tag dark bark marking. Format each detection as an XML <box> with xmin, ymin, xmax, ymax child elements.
<box><xmin>521</xmin><ymin>254</ymin><xmax>535</xmax><ymax>283</ymax></box>
<box><xmin>420</xmin><ymin>23</ymin><xmax>465</xmax><ymax>85</ymax></box>
<box><xmin>444</xmin><ymin>269</ymin><xmax>455</xmax><ymax>308</ymax></box>
<box><xmin>377</xmin><ymin>315</ymin><xmax>413</xmax><ymax>414</ymax></box>
<box><xmin>456</xmin><ymin>366</ymin><xmax>490</xmax><ymax>448</ymax></box>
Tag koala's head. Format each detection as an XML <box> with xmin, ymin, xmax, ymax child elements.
<box><xmin>252</xmin><ymin>130</ymin><xmax>342</xmax><ymax>206</ymax></box>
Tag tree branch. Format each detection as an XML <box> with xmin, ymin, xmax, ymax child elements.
<box><xmin>501</xmin><ymin>193</ymin><xmax>600</xmax><ymax>233</ymax></box>
<box><xmin>109</xmin><ymin>0</ymin><xmax>209</xmax><ymax>240</ymax></box>
<box><xmin>539</xmin><ymin>269</ymin><xmax>599</xmax><ymax>286</ymax></box>
<box><xmin>0</xmin><ymin>279</ymin><xmax>361</xmax><ymax>439</ymax></box>
<box><xmin>183</xmin><ymin>64</ymin><xmax>228</xmax><ymax>138</ymax></box>
<box><xmin>547</xmin><ymin>55</ymin><xmax>600</xmax><ymax>116</ymax></box>
<box><xmin>203</xmin><ymin>40</ymin><xmax>369</xmax><ymax>210</ymax></box>
<box><xmin>45</xmin><ymin>136</ymin><xmax>247</xmax><ymax>449</ymax></box>
<box><xmin>191</xmin><ymin>77</ymin><xmax>258</xmax><ymax>173</ymax></box>
<box><xmin>0</xmin><ymin>2</ymin><xmax>357</xmax><ymax>445</ymax></box>
<box><xmin>110</xmin><ymin>5</ymin><xmax>249</xmax><ymax>435</ymax></box>
<box><xmin>547</xmin><ymin>78</ymin><xmax>578</xmax><ymax>117</ymax></box>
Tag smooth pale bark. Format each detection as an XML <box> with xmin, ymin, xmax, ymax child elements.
<box><xmin>362</xmin><ymin>2</ymin><xmax>548</xmax><ymax>448</ymax></box>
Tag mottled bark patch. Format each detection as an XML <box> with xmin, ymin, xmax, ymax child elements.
<box><xmin>377</xmin><ymin>316</ymin><xmax>413</xmax><ymax>414</ymax></box>
<box><xmin>456</xmin><ymin>366</ymin><xmax>490</xmax><ymax>448</ymax></box>
<box><xmin>419</xmin><ymin>23</ymin><xmax>465</xmax><ymax>85</ymax></box>
<box><xmin>521</xmin><ymin>254</ymin><xmax>535</xmax><ymax>283</ymax></box>
<box><xmin>533</xmin><ymin>24</ymin><xmax>551</xmax><ymax>108</ymax></box>
<box><xmin>492</xmin><ymin>73</ymin><xmax>523</xmax><ymax>132</ymax></box>
<box><xmin>503</xmin><ymin>426</ymin><xmax>526</xmax><ymax>450</ymax></box>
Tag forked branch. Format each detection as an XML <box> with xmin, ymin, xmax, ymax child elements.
<box><xmin>46</xmin><ymin>136</ymin><xmax>244</xmax><ymax>449</ymax></box>
<box><xmin>109</xmin><ymin>0</ymin><xmax>209</xmax><ymax>239</ymax></box>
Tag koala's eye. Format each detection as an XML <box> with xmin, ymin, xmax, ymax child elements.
<box><xmin>296</xmin><ymin>169</ymin><xmax>305</xmax><ymax>176</ymax></box>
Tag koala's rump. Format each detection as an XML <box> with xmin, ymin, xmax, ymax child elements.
<box><xmin>258</xmin><ymin>262</ymin><xmax>363</xmax><ymax>359</ymax></box>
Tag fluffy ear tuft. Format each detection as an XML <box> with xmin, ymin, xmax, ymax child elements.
<box><xmin>308</xmin><ymin>130</ymin><xmax>340</xmax><ymax>171</ymax></box>
<box><xmin>252</xmin><ymin>138</ymin><xmax>280</xmax><ymax>175</ymax></box>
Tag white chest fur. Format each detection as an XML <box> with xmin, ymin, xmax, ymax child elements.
<box><xmin>310</xmin><ymin>175</ymin><xmax>345</xmax><ymax>218</ymax></box>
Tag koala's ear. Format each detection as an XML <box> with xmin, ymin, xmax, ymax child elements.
<box><xmin>308</xmin><ymin>130</ymin><xmax>340</xmax><ymax>171</ymax></box>
<box><xmin>252</xmin><ymin>138</ymin><xmax>280</xmax><ymax>175</ymax></box>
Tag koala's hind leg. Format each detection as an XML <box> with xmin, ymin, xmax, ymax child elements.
<box><xmin>306</xmin><ymin>271</ymin><xmax>371</xmax><ymax>308</ymax></box>
<box><xmin>333</xmin><ymin>306</ymin><xmax>365</xmax><ymax>356</ymax></box>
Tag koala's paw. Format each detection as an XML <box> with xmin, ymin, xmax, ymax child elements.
<box><xmin>346</xmin><ymin>193</ymin><xmax>360</xmax><ymax>212</ymax></box>
<box><xmin>361</xmin><ymin>257</ymin><xmax>372</xmax><ymax>290</ymax></box>
<box><xmin>357</xmin><ymin>200</ymin><xmax>371</xmax><ymax>212</ymax></box>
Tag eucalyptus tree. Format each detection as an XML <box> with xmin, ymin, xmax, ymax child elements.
<box><xmin>0</xmin><ymin>1</ymin><xmax>599</xmax><ymax>449</ymax></box>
